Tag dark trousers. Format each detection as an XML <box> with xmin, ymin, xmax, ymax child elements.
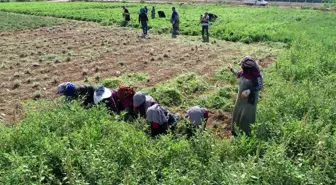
<box><xmin>202</xmin><ymin>25</ymin><xmax>209</xmax><ymax>41</ymax></box>
<box><xmin>172</xmin><ymin>23</ymin><xmax>178</xmax><ymax>37</ymax></box>
<box><xmin>141</xmin><ymin>22</ymin><xmax>148</xmax><ymax>35</ymax></box>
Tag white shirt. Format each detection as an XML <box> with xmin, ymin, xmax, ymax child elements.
<box><xmin>201</xmin><ymin>15</ymin><xmax>209</xmax><ymax>26</ymax></box>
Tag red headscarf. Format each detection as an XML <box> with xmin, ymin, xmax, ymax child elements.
<box><xmin>117</xmin><ymin>85</ymin><xmax>135</xmax><ymax>109</ymax></box>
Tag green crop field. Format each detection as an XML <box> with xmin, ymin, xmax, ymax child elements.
<box><xmin>0</xmin><ymin>11</ymin><xmax>66</xmax><ymax>31</ymax></box>
<box><xmin>0</xmin><ymin>2</ymin><xmax>336</xmax><ymax>184</ymax></box>
<box><xmin>0</xmin><ymin>2</ymin><xmax>335</xmax><ymax>43</ymax></box>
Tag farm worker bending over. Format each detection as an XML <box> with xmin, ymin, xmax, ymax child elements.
<box><xmin>117</xmin><ymin>85</ymin><xmax>136</xmax><ymax>117</ymax></box>
<box><xmin>139</xmin><ymin>8</ymin><xmax>149</xmax><ymax>38</ymax></box>
<box><xmin>186</xmin><ymin>106</ymin><xmax>209</xmax><ymax>128</ymax></box>
<box><xmin>146</xmin><ymin>104</ymin><xmax>177</xmax><ymax>137</ymax></box>
<box><xmin>122</xmin><ymin>5</ymin><xmax>130</xmax><ymax>25</ymax></box>
<box><xmin>133</xmin><ymin>92</ymin><xmax>157</xmax><ymax>118</ymax></box>
<box><xmin>200</xmin><ymin>12</ymin><xmax>210</xmax><ymax>42</ymax></box>
<box><xmin>93</xmin><ymin>85</ymin><xmax>123</xmax><ymax>114</ymax></box>
<box><xmin>57</xmin><ymin>82</ymin><xmax>96</xmax><ymax>108</ymax></box>
<box><xmin>151</xmin><ymin>6</ymin><xmax>155</xmax><ymax>19</ymax></box>
<box><xmin>171</xmin><ymin>7</ymin><xmax>179</xmax><ymax>38</ymax></box>
<box><xmin>186</xmin><ymin>106</ymin><xmax>209</xmax><ymax>137</ymax></box>
<box><xmin>229</xmin><ymin>56</ymin><xmax>263</xmax><ymax>136</ymax></box>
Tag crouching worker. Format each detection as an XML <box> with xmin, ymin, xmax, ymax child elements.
<box><xmin>133</xmin><ymin>92</ymin><xmax>156</xmax><ymax>118</ymax></box>
<box><xmin>186</xmin><ymin>106</ymin><xmax>209</xmax><ymax>137</ymax></box>
<box><xmin>93</xmin><ymin>85</ymin><xmax>122</xmax><ymax>114</ymax></box>
<box><xmin>57</xmin><ymin>82</ymin><xmax>96</xmax><ymax>108</ymax></box>
<box><xmin>117</xmin><ymin>85</ymin><xmax>136</xmax><ymax>118</ymax></box>
<box><xmin>146</xmin><ymin>104</ymin><xmax>177</xmax><ymax>137</ymax></box>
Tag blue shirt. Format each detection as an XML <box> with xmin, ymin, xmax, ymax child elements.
<box><xmin>171</xmin><ymin>11</ymin><xmax>178</xmax><ymax>24</ymax></box>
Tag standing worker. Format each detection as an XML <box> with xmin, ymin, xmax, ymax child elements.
<box><xmin>122</xmin><ymin>5</ymin><xmax>130</xmax><ymax>26</ymax></box>
<box><xmin>151</xmin><ymin>6</ymin><xmax>155</xmax><ymax>19</ymax></box>
<box><xmin>228</xmin><ymin>56</ymin><xmax>263</xmax><ymax>136</ymax></box>
<box><xmin>200</xmin><ymin>12</ymin><xmax>210</xmax><ymax>42</ymax></box>
<box><xmin>138</xmin><ymin>8</ymin><xmax>149</xmax><ymax>38</ymax></box>
<box><xmin>171</xmin><ymin>7</ymin><xmax>179</xmax><ymax>38</ymax></box>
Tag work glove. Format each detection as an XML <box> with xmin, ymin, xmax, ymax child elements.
<box><xmin>241</xmin><ymin>89</ymin><xmax>251</xmax><ymax>98</ymax></box>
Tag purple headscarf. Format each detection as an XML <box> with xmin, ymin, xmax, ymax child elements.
<box><xmin>238</xmin><ymin>56</ymin><xmax>261</xmax><ymax>80</ymax></box>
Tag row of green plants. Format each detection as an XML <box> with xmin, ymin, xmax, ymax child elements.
<box><xmin>0</xmin><ymin>2</ymin><xmax>336</xmax><ymax>184</ymax></box>
<box><xmin>0</xmin><ymin>11</ymin><xmax>65</xmax><ymax>31</ymax></box>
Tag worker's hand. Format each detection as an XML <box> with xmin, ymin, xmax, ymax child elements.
<box><xmin>228</xmin><ymin>64</ymin><xmax>233</xmax><ymax>72</ymax></box>
<box><xmin>241</xmin><ymin>89</ymin><xmax>251</xmax><ymax>98</ymax></box>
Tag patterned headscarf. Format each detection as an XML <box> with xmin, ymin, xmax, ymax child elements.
<box><xmin>238</xmin><ymin>56</ymin><xmax>261</xmax><ymax>80</ymax></box>
<box><xmin>239</xmin><ymin>56</ymin><xmax>260</xmax><ymax>71</ymax></box>
<box><xmin>117</xmin><ymin>85</ymin><xmax>135</xmax><ymax>108</ymax></box>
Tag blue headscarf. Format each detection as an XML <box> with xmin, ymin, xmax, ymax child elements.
<box><xmin>65</xmin><ymin>83</ymin><xmax>76</xmax><ymax>97</ymax></box>
<box><xmin>140</xmin><ymin>8</ymin><xmax>145</xmax><ymax>14</ymax></box>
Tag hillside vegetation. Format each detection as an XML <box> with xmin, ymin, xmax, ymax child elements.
<box><xmin>0</xmin><ymin>2</ymin><xmax>336</xmax><ymax>184</ymax></box>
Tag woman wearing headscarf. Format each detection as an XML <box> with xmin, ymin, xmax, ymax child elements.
<box><xmin>93</xmin><ymin>85</ymin><xmax>122</xmax><ymax>114</ymax></box>
<box><xmin>146</xmin><ymin>104</ymin><xmax>177</xmax><ymax>137</ymax></box>
<box><xmin>185</xmin><ymin>106</ymin><xmax>209</xmax><ymax>137</ymax></box>
<box><xmin>228</xmin><ymin>56</ymin><xmax>263</xmax><ymax>136</ymax></box>
<box><xmin>133</xmin><ymin>92</ymin><xmax>156</xmax><ymax>118</ymax></box>
<box><xmin>57</xmin><ymin>82</ymin><xmax>96</xmax><ymax>108</ymax></box>
<box><xmin>117</xmin><ymin>85</ymin><xmax>136</xmax><ymax>117</ymax></box>
<box><xmin>186</xmin><ymin>106</ymin><xmax>209</xmax><ymax>128</ymax></box>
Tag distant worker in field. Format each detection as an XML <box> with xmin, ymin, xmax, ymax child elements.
<box><xmin>185</xmin><ymin>106</ymin><xmax>209</xmax><ymax>137</ymax></box>
<box><xmin>228</xmin><ymin>56</ymin><xmax>263</xmax><ymax>136</ymax></box>
<box><xmin>171</xmin><ymin>7</ymin><xmax>179</xmax><ymax>38</ymax></box>
<box><xmin>93</xmin><ymin>85</ymin><xmax>123</xmax><ymax>114</ymax></box>
<box><xmin>151</xmin><ymin>6</ymin><xmax>155</xmax><ymax>19</ymax></box>
<box><xmin>200</xmin><ymin>12</ymin><xmax>210</xmax><ymax>42</ymax></box>
<box><xmin>139</xmin><ymin>8</ymin><xmax>149</xmax><ymax>38</ymax></box>
<box><xmin>57</xmin><ymin>82</ymin><xmax>96</xmax><ymax>108</ymax></box>
<box><xmin>133</xmin><ymin>92</ymin><xmax>157</xmax><ymax>118</ymax></box>
<box><xmin>144</xmin><ymin>6</ymin><xmax>148</xmax><ymax>14</ymax></box>
<box><xmin>122</xmin><ymin>5</ymin><xmax>130</xmax><ymax>26</ymax></box>
<box><xmin>146</xmin><ymin>104</ymin><xmax>177</xmax><ymax>137</ymax></box>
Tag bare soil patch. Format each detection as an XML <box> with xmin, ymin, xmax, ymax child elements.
<box><xmin>0</xmin><ymin>21</ymin><xmax>276</xmax><ymax>127</ymax></box>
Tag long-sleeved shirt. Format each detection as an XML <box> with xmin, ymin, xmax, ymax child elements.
<box><xmin>123</xmin><ymin>9</ymin><xmax>130</xmax><ymax>21</ymax></box>
<box><xmin>171</xmin><ymin>11</ymin><xmax>178</xmax><ymax>24</ymax></box>
<box><xmin>200</xmin><ymin>15</ymin><xmax>209</xmax><ymax>26</ymax></box>
<box><xmin>138</xmin><ymin>12</ymin><xmax>148</xmax><ymax>24</ymax></box>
